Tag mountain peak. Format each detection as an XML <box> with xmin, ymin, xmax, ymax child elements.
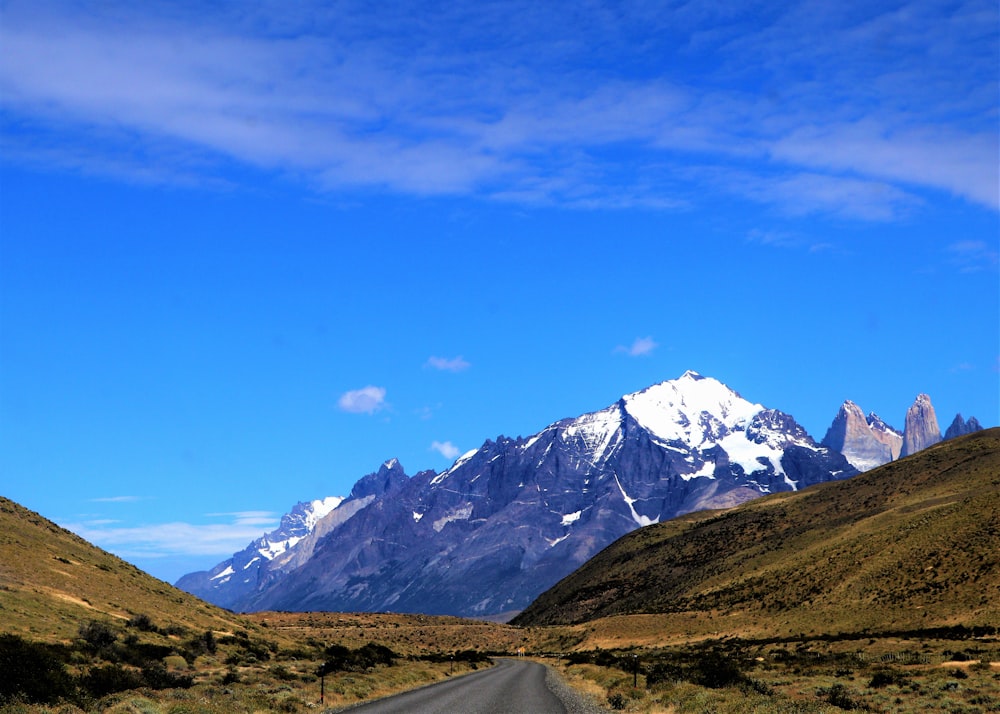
<box><xmin>838</xmin><ymin>400</ymin><xmax>863</xmax><ymax>416</ymax></box>
<box><xmin>178</xmin><ymin>372</ymin><xmax>855</xmax><ymax>618</ymax></box>
<box><xmin>901</xmin><ymin>393</ymin><xmax>942</xmax><ymax>457</ymax></box>
<box><xmin>350</xmin><ymin>459</ymin><xmax>410</xmax><ymax>499</ymax></box>
<box><xmin>624</xmin><ymin>372</ymin><xmax>760</xmax><ymax>445</ymax></box>
<box><xmin>822</xmin><ymin>401</ymin><xmax>902</xmax><ymax>471</ymax></box>
<box><xmin>945</xmin><ymin>413</ymin><xmax>984</xmax><ymax>440</ymax></box>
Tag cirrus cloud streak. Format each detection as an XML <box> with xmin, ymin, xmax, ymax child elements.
<box><xmin>0</xmin><ymin>1</ymin><xmax>994</xmax><ymax>217</ymax></box>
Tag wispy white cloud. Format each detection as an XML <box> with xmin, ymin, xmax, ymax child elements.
<box><xmin>722</xmin><ymin>169</ymin><xmax>919</xmax><ymax>221</ymax></box>
<box><xmin>203</xmin><ymin>511</ymin><xmax>277</xmax><ymax>527</ymax></box>
<box><xmin>337</xmin><ymin>385</ymin><xmax>387</xmax><ymax>414</ymax></box>
<box><xmin>430</xmin><ymin>440</ymin><xmax>461</xmax><ymax>460</ymax></box>
<box><xmin>768</xmin><ymin>123</ymin><xmax>998</xmax><ymax>210</ymax></box>
<box><xmin>88</xmin><ymin>495</ymin><xmax>142</xmax><ymax>503</ymax></box>
<box><xmin>947</xmin><ymin>241</ymin><xmax>999</xmax><ymax>273</ymax></box>
<box><xmin>0</xmin><ymin>1</ymin><xmax>994</xmax><ymax>216</ymax></box>
<box><xmin>61</xmin><ymin>511</ymin><xmax>280</xmax><ymax>558</ymax></box>
<box><xmin>426</xmin><ymin>355</ymin><xmax>470</xmax><ymax>372</ymax></box>
<box><xmin>747</xmin><ymin>228</ymin><xmax>833</xmax><ymax>253</ymax></box>
<box><xmin>615</xmin><ymin>336</ymin><xmax>658</xmax><ymax>357</ymax></box>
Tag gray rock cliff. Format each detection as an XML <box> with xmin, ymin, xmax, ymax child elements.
<box><xmin>821</xmin><ymin>401</ymin><xmax>902</xmax><ymax>471</ymax></box>
<box><xmin>901</xmin><ymin>393</ymin><xmax>942</xmax><ymax>457</ymax></box>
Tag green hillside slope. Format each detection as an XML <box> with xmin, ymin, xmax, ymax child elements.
<box><xmin>514</xmin><ymin>428</ymin><xmax>1000</xmax><ymax>636</ymax></box>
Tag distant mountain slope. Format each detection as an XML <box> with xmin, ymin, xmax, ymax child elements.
<box><xmin>179</xmin><ymin>371</ymin><xmax>856</xmax><ymax>618</ymax></box>
<box><xmin>0</xmin><ymin>496</ymin><xmax>251</xmax><ymax>643</ymax></box>
<box><xmin>513</xmin><ymin>429</ymin><xmax>1000</xmax><ymax>633</ymax></box>
<box><xmin>175</xmin><ymin>496</ymin><xmax>344</xmax><ymax>609</ymax></box>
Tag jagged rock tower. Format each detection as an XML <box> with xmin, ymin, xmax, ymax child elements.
<box><xmin>901</xmin><ymin>393</ymin><xmax>941</xmax><ymax>457</ymax></box>
<box><xmin>945</xmin><ymin>414</ymin><xmax>983</xmax><ymax>440</ymax></box>
<box><xmin>821</xmin><ymin>401</ymin><xmax>902</xmax><ymax>471</ymax></box>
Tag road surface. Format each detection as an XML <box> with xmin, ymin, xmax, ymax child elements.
<box><xmin>338</xmin><ymin>658</ymin><xmax>606</xmax><ymax>714</ymax></box>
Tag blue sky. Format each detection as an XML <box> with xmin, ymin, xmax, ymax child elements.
<box><xmin>1</xmin><ymin>0</ymin><xmax>997</xmax><ymax>583</ymax></box>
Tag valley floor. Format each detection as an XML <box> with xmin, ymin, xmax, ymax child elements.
<box><xmin>4</xmin><ymin>611</ymin><xmax>999</xmax><ymax>713</ymax></box>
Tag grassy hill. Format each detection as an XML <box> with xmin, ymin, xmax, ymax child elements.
<box><xmin>0</xmin><ymin>497</ymin><xmax>522</xmax><ymax>712</ymax></box>
<box><xmin>0</xmin><ymin>496</ymin><xmax>255</xmax><ymax>644</ymax></box>
<box><xmin>514</xmin><ymin>428</ymin><xmax>1000</xmax><ymax>638</ymax></box>
<box><xmin>3</xmin><ymin>430</ymin><xmax>998</xmax><ymax>713</ymax></box>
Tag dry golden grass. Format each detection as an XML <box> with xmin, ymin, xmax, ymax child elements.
<box><xmin>0</xmin><ymin>497</ymin><xmax>262</xmax><ymax>646</ymax></box>
<box><xmin>516</xmin><ymin>429</ymin><xmax>1000</xmax><ymax>643</ymax></box>
<box><xmin>245</xmin><ymin>610</ymin><xmax>528</xmax><ymax>656</ymax></box>
<box><xmin>4</xmin><ymin>431</ymin><xmax>999</xmax><ymax>712</ymax></box>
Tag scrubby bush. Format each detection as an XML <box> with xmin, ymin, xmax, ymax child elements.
<box><xmin>688</xmin><ymin>650</ymin><xmax>745</xmax><ymax>689</ymax></box>
<box><xmin>320</xmin><ymin>643</ymin><xmax>398</xmax><ymax>674</ymax></box>
<box><xmin>0</xmin><ymin>634</ymin><xmax>76</xmax><ymax>704</ymax></box>
<box><xmin>182</xmin><ymin>630</ymin><xmax>217</xmax><ymax>661</ymax></box>
<box><xmin>270</xmin><ymin>664</ymin><xmax>298</xmax><ymax>681</ymax></box>
<box><xmin>78</xmin><ymin>620</ymin><xmax>118</xmax><ymax>652</ymax></box>
<box><xmin>419</xmin><ymin>649</ymin><xmax>491</xmax><ymax>665</ymax></box>
<box><xmin>322</xmin><ymin>642</ymin><xmax>399</xmax><ymax>674</ymax></box>
<box><xmin>80</xmin><ymin>663</ymin><xmax>145</xmax><ymax>697</ymax></box>
<box><xmin>645</xmin><ymin>662</ymin><xmax>684</xmax><ymax>686</ymax></box>
<box><xmin>822</xmin><ymin>682</ymin><xmax>867</xmax><ymax>710</ymax></box>
<box><xmin>126</xmin><ymin>613</ymin><xmax>158</xmax><ymax>632</ymax></box>
<box><xmin>607</xmin><ymin>691</ymin><xmax>626</xmax><ymax>709</ymax></box>
<box><xmin>222</xmin><ymin>631</ymin><xmax>274</xmax><ymax>665</ymax></box>
<box><xmin>868</xmin><ymin>669</ymin><xmax>908</xmax><ymax>688</ymax></box>
<box><xmin>139</xmin><ymin>660</ymin><xmax>194</xmax><ymax>689</ymax></box>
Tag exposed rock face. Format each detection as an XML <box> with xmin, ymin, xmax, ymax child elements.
<box><xmin>901</xmin><ymin>393</ymin><xmax>941</xmax><ymax>457</ymax></box>
<box><xmin>945</xmin><ymin>414</ymin><xmax>983</xmax><ymax>440</ymax></box>
<box><xmin>821</xmin><ymin>401</ymin><xmax>902</xmax><ymax>471</ymax></box>
<box><xmin>867</xmin><ymin>412</ymin><xmax>904</xmax><ymax>462</ymax></box>
<box><xmin>177</xmin><ymin>372</ymin><xmax>856</xmax><ymax>618</ymax></box>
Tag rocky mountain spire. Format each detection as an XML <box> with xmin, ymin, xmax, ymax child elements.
<box><xmin>944</xmin><ymin>414</ymin><xmax>983</xmax><ymax>440</ymax></box>
<box><xmin>821</xmin><ymin>401</ymin><xmax>902</xmax><ymax>471</ymax></box>
<box><xmin>901</xmin><ymin>393</ymin><xmax>941</xmax><ymax>457</ymax></box>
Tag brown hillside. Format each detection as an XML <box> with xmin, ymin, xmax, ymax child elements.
<box><xmin>0</xmin><ymin>496</ymin><xmax>524</xmax><ymax>651</ymax></box>
<box><xmin>0</xmin><ymin>496</ymin><xmax>256</xmax><ymax>643</ymax></box>
<box><xmin>514</xmin><ymin>428</ymin><xmax>1000</xmax><ymax>638</ymax></box>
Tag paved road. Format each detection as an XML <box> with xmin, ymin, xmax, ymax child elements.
<box><xmin>338</xmin><ymin>658</ymin><xmax>605</xmax><ymax>714</ymax></box>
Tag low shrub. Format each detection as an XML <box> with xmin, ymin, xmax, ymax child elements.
<box><xmin>868</xmin><ymin>669</ymin><xmax>908</xmax><ymax>688</ymax></box>
<box><xmin>0</xmin><ymin>634</ymin><xmax>77</xmax><ymax>704</ymax></box>
<box><xmin>822</xmin><ymin>682</ymin><xmax>868</xmax><ymax>711</ymax></box>
<box><xmin>321</xmin><ymin>643</ymin><xmax>398</xmax><ymax>674</ymax></box>
<box><xmin>78</xmin><ymin>620</ymin><xmax>118</xmax><ymax>653</ymax></box>
<box><xmin>126</xmin><ymin>613</ymin><xmax>158</xmax><ymax>632</ymax></box>
<box><xmin>607</xmin><ymin>691</ymin><xmax>626</xmax><ymax>710</ymax></box>
<box><xmin>80</xmin><ymin>663</ymin><xmax>145</xmax><ymax>697</ymax></box>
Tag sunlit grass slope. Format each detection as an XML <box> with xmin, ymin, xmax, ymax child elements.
<box><xmin>515</xmin><ymin>428</ymin><xmax>1000</xmax><ymax>641</ymax></box>
<box><xmin>0</xmin><ymin>496</ymin><xmax>262</xmax><ymax>643</ymax></box>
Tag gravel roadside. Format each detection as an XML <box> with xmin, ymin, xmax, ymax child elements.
<box><xmin>543</xmin><ymin>661</ymin><xmax>612</xmax><ymax>714</ymax></box>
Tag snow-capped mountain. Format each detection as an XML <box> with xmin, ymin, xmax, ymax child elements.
<box><xmin>177</xmin><ymin>371</ymin><xmax>855</xmax><ymax>618</ymax></box>
<box><xmin>175</xmin><ymin>496</ymin><xmax>342</xmax><ymax>610</ymax></box>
